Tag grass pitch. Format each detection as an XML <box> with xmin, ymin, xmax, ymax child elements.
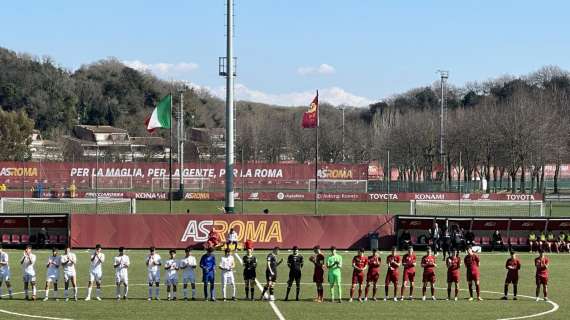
<box><xmin>135</xmin><ymin>200</ymin><xmax>570</xmax><ymax>217</ymax></box>
<box><xmin>0</xmin><ymin>249</ymin><xmax>568</xmax><ymax>319</ymax></box>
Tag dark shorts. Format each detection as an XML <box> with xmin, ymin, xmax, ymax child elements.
<box><xmin>505</xmin><ymin>273</ymin><xmax>518</xmax><ymax>284</ymax></box>
<box><xmin>352</xmin><ymin>271</ymin><xmax>365</xmax><ymax>285</ymax></box>
<box><xmin>403</xmin><ymin>270</ymin><xmax>415</xmax><ymax>282</ymax></box>
<box><xmin>243</xmin><ymin>269</ymin><xmax>256</xmax><ymax>281</ymax></box>
<box><xmin>423</xmin><ymin>271</ymin><xmax>436</xmax><ymax>283</ymax></box>
<box><xmin>385</xmin><ymin>272</ymin><xmax>399</xmax><ymax>285</ymax></box>
<box><xmin>266</xmin><ymin>271</ymin><xmax>277</xmax><ymax>283</ymax></box>
<box><xmin>313</xmin><ymin>269</ymin><xmax>324</xmax><ymax>283</ymax></box>
<box><xmin>367</xmin><ymin>272</ymin><xmax>380</xmax><ymax>283</ymax></box>
<box><xmin>466</xmin><ymin>271</ymin><xmax>480</xmax><ymax>282</ymax></box>
<box><xmin>288</xmin><ymin>270</ymin><xmax>301</xmax><ymax>285</ymax></box>
<box><xmin>536</xmin><ymin>275</ymin><xmax>548</xmax><ymax>285</ymax></box>
<box><xmin>203</xmin><ymin>272</ymin><xmax>215</xmax><ymax>283</ymax></box>
<box><xmin>447</xmin><ymin>272</ymin><xmax>460</xmax><ymax>283</ymax></box>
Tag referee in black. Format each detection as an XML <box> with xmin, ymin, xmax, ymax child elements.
<box><xmin>242</xmin><ymin>248</ymin><xmax>257</xmax><ymax>300</ymax></box>
<box><xmin>285</xmin><ymin>246</ymin><xmax>304</xmax><ymax>301</ymax></box>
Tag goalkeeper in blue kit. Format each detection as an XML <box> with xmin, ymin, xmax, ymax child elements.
<box><xmin>200</xmin><ymin>247</ymin><xmax>216</xmax><ymax>301</ymax></box>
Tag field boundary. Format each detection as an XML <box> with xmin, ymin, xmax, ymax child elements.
<box><xmin>0</xmin><ymin>282</ymin><xmax>558</xmax><ymax>320</ymax></box>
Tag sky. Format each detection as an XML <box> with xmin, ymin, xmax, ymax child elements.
<box><xmin>3</xmin><ymin>0</ymin><xmax>570</xmax><ymax>107</ymax></box>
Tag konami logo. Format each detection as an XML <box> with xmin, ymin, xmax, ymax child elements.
<box><xmin>414</xmin><ymin>193</ymin><xmax>445</xmax><ymax>200</ymax></box>
<box><xmin>181</xmin><ymin>219</ymin><xmax>282</xmax><ymax>243</ymax></box>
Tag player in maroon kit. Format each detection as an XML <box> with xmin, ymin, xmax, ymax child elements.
<box><xmin>350</xmin><ymin>248</ymin><xmax>368</xmax><ymax>302</ymax></box>
<box><xmin>309</xmin><ymin>246</ymin><xmax>325</xmax><ymax>303</ymax></box>
<box><xmin>421</xmin><ymin>247</ymin><xmax>437</xmax><ymax>301</ymax></box>
<box><xmin>446</xmin><ymin>249</ymin><xmax>461</xmax><ymax>301</ymax></box>
<box><xmin>464</xmin><ymin>246</ymin><xmax>482</xmax><ymax>301</ymax></box>
<box><xmin>384</xmin><ymin>246</ymin><xmax>401</xmax><ymax>302</ymax></box>
<box><xmin>365</xmin><ymin>249</ymin><xmax>381</xmax><ymax>301</ymax></box>
<box><xmin>400</xmin><ymin>246</ymin><xmax>416</xmax><ymax>301</ymax></box>
<box><xmin>534</xmin><ymin>250</ymin><xmax>549</xmax><ymax>302</ymax></box>
<box><xmin>502</xmin><ymin>251</ymin><xmax>521</xmax><ymax>300</ymax></box>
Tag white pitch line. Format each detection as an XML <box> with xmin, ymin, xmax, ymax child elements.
<box><xmin>0</xmin><ymin>280</ymin><xmax>558</xmax><ymax>320</ymax></box>
<box><xmin>234</xmin><ymin>253</ymin><xmax>286</xmax><ymax>320</ymax></box>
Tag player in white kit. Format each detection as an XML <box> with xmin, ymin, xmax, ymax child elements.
<box><xmin>20</xmin><ymin>245</ymin><xmax>37</xmax><ymax>300</ymax></box>
<box><xmin>146</xmin><ymin>247</ymin><xmax>162</xmax><ymax>300</ymax></box>
<box><xmin>219</xmin><ymin>248</ymin><xmax>236</xmax><ymax>301</ymax></box>
<box><xmin>0</xmin><ymin>245</ymin><xmax>13</xmax><ymax>299</ymax></box>
<box><xmin>113</xmin><ymin>247</ymin><xmax>130</xmax><ymax>300</ymax></box>
<box><xmin>165</xmin><ymin>249</ymin><xmax>179</xmax><ymax>301</ymax></box>
<box><xmin>85</xmin><ymin>244</ymin><xmax>105</xmax><ymax>301</ymax></box>
<box><xmin>43</xmin><ymin>248</ymin><xmax>61</xmax><ymax>301</ymax></box>
<box><xmin>61</xmin><ymin>246</ymin><xmax>78</xmax><ymax>301</ymax></box>
<box><xmin>180</xmin><ymin>246</ymin><xmax>197</xmax><ymax>300</ymax></box>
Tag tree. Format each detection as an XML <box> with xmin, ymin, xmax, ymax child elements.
<box><xmin>0</xmin><ymin>109</ymin><xmax>34</xmax><ymax>160</ymax></box>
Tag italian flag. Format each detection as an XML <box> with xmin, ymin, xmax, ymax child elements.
<box><xmin>145</xmin><ymin>95</ymin><xmax>172</xmax><ymax>133</ymax></box>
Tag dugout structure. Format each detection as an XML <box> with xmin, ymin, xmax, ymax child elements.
<box><xmin>0</xmin><ymin>213</ymin><xmax>69</xmax><ymax>248</ymax></box>
<box><xmin>396</xmin><ymin>215</ymin><xmax>570</xmax><ymax>251</ymax></box>
<box><xmin>410</xmin><ymin>199</ymin><xmax>545</xmax><ymax>217</ymax></box>
<box><xmin>0</xmin><ymin>197</ymin><xmax>136</xmax><ymax>214</ymax></box>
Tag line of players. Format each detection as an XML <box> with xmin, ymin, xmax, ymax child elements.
<box><xmin>347</xmin><ymin>246</ymin><xmax>551</xmax><ymax>303</ymax></box>
<box><xmin>0</xmin><ymin>244</ymin><xmax>552</xmax><ymax>302</ymax></box>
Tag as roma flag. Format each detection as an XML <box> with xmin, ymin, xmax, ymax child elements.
<box><xmin>302</xmin><ymin>91</ymin><xmax>319</xmax><ymax>128</ymax></box>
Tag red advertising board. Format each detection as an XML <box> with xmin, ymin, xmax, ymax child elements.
<box><xmin>70</xmin><ymin>214</ymin><xmax>396</xmax><ymax>250</ymax></box>
<box><xmin>0</xmin><ymin>161</ymin><xmax>369</xmax><ymax>190</ymax></box>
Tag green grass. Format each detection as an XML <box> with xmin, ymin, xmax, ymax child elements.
<box><xmin>136</xmin><ymin>200</ymin><xmax>406</xmax><ymax>215</ymax></box>
<box><xmin>135</xmin><ymin>200</ymin><xmax>570</xmax><ymax>216</ymax></box>
<box><xmin>0</xmin><ymin>249</ymin><xmax>568</xmax><ymax>319</ymax></box>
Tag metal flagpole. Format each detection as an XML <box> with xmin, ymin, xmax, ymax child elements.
<box><xmin>169</xmin><ymin>93</ymin><xmax>173</xmax><ymax>213</ymax></box>
<box><xmin>179</xmin><ymin>89</ymin><xmax>184</xmax><ymax>198</ymax></box>
<box><xmin>314</xmin><ymin>90</ymin><xmax>319</xmax><ymax>216</ymax></box>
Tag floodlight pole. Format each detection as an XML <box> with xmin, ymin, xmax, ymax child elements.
<box><xmin>437</xmin><ymin>70</ymin><xmax>449</xmax><ymax>189</ymax></box>
<box><xmin>224</xmin><ymin>0</ymin><xmax>235</xmax><ymax>213</ymax></box>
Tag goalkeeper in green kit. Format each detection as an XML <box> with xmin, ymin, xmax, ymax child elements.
<box><xmin>327</xmin><ymin>246</ymin><xmax>343</xmax><ymax>303</ymax></box>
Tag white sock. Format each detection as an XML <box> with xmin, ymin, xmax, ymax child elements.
<box><xmin>74</xmin><ymin>287</ymin><xmax>78</xmax><ymax>298</ymax></box>
<box><xmin>96</xmin><ymin>288</ymin><xmax>101</xmax><ymax>297</ymax></box>
<box><xmin>148</xmin><ymin>287</ymin><xmax>152</xmax><ymax>298</ymax></box>
<box><xmin>54</xmin><ymin>289</ymin><xmax>58</xmax><ymax>298</ymax></box>
<box><xmin>45</xmin><ymin>288</ymin><xmax>50</xmax><ymax>298</ymax></box>
<box><xmin>116</xmin><ymin>286</ymin><xmax>121</xmax><ymax>297</ymax></box>
<box><xmin>64</xmin><ymin>289</ymin><xmax>68</xmax><ymax>298</ymax></box>
<box><xmin>183</xmin><ymin>288</ymin><xmax>188</xmax><ymax>298</ymax></box>
<box><xmin>124</xmin><ymin>286</ymin><xmax>128</xmax><ymax>297</ymax></box>
<box><xmin>222</xmin><ymin>284</ymin><xmax>227</xmax><ymax>299</ymax></box>
<box><xmin>155</xmin><ymin>287</ymin><xmax>159</xmax><ymax>298</ymax></box>
<box><xmin>24</xmin><ymin>288</ymin><xmax>28</xmax><ymax>297</ymax></box>
<box><xmin>173</xmin><ymin>291</ymin><xmax>176</xmax><ymax>298</ymax></box>
<box><xmin>32</xmin><ymin>286</ymin><xmax>36</xmax><ymax>296</ymax></box>
<box><xmin>231</xmin><ymin>284</ymin><xmax>236</xmax><ymax>298</ymax></box>
<box><xmin>87</xmin><ymin>287</ymin><xmax>92</xmax><ymax>298</ymax></box>
<box><xmin>192</xmin><ymin>288</ymin><xmax>196</xmax><ymax>298</ymax></box>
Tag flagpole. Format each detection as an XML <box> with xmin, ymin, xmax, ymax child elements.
<box><xmin>169</xmin><ymin>93</ymin><xmax>173</xmax><ymax>214</ymax></box>
<box><xmin>314</xmin><ymin>90</ymin><xmax>319</xmax><ymax>216</ymax></box>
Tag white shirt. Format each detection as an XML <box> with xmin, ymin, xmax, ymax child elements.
<box><xmin>47</xmin><ymin>255</ymin><xmax>61</xmax><ymax>273</ymax></box>
<box><xmin>220</xmin><ymin>255</ymin><xmax>235</xmax><ymax>272</ymax></box>
<box><xmin>114</xmin><ymin>255</ymin><xmax>130</xmax><ymax>273</ymax></box>
<box><xmin>0</xmin><ymin>252</ymin><xmax>9</xmax><ymax>273</ymax></box>
<box><xmin>146</xmin><ymin>254</ymin><xmax>161</xmax><ymax>272</ymax></box>
<box><xmin>21</xmin><ymin>253</ymin><xmax>36</xmax><ymax>275</ymax></box>
<box><xmin>180</xmin><ymin>256</ymin><xmax>197</xmax><ymax>276</ymax></box>
<box><xmin>228</xmin><ymin>231</ymin><xmax>238</xmax><ymax>242</ymax></box>
<box><xmin>61</xmin><ymin>253</ymin><xmax>77</xmax><ymax>273</ymax></box>
<box><xmin>164</xmin><ymin>259</ymin><xmax>178</xmax><ymax>277</ymax></box>
<box><xmin>90</xmin><ymin>252</ymin><xmax>105</xmax><ymax>272</ymax></box>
